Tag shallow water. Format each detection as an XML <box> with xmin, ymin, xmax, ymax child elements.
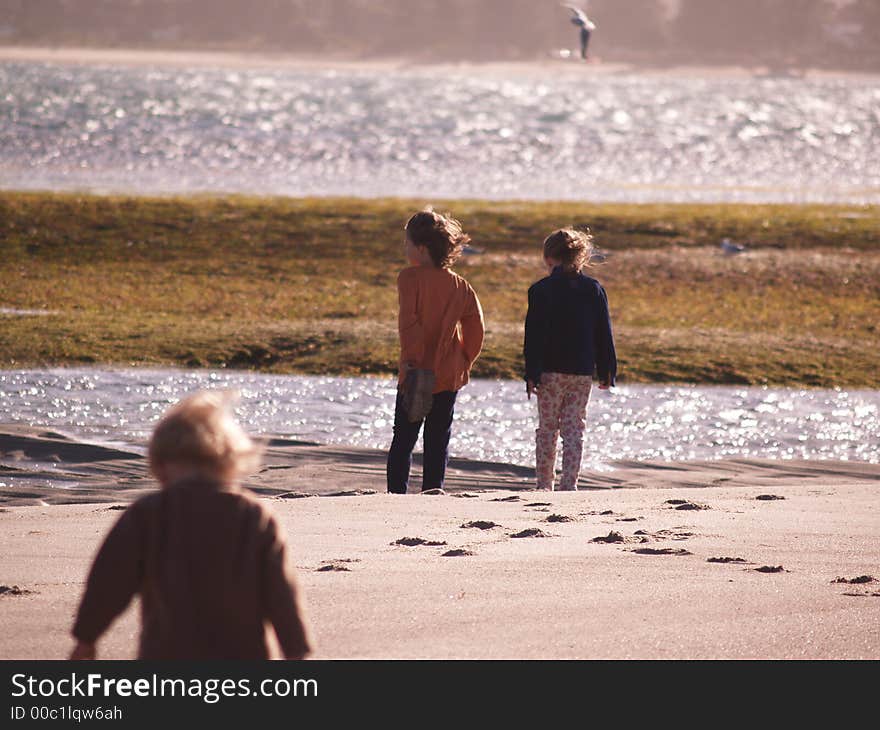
<box><xmin>1</xmin><ymin>368</ymin><xmax>878</xmax><ymax>470</ymax></box>
<box><xmin>1</xmin><ymin>62</ymin><xmax>878</xmax><ymax>203</ymax></box>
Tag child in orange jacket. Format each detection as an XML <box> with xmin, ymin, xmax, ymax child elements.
<box><xmin>386</xmin><ymin>209</ymin><xmax>485</xmax><ymax>494</ymax></box>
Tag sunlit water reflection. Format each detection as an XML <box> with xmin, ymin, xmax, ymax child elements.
<box><xmin>1</xmin><ymin>369</ymin><xmax>877</xmax><ymax>471</ymax></box>
<box><xmin>1</xmin><ymin>63</ymin><xmax>878</xmax><ymax>202</ymax></box>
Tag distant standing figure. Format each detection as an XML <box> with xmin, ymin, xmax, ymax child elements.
<box><xmin>564</xmin><ymin>4</ymin><xmax>597</xmax><ymax>60</ymax></box>
<box><xmin>387</xmin><ymin>209</ymin><xmax>485</xmax><ymax>494</ymax></box>
<box><xmin>70</xmin><ymin>390</ymin><xmax>312</xmax><ymax>660</ymax></box>
<box><xmin>524</xmin><ymin>229</ymin><xmax>616</xmax><ymax>491</ymax></box>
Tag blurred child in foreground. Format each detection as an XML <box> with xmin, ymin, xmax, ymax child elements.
<box><xmin>70</xmin><ymin>390</ymin><xmax>311</xmax><ymax>660</ymax></box>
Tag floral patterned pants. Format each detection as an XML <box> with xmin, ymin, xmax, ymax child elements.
<box><xmin>535</xmin><ymin>372</ymin><xmax>593</xmax><ymax>490</ymax></box>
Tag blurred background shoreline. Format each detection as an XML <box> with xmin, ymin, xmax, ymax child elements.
<box><xmin>0</xmin><ymin>0</ymin><xmax>878</xmax><ymax>74</ymax></box>
<box><xmin>2</xmin><ymin>45</ymin><xmax>879</xmax><ymax>81</ymax></box>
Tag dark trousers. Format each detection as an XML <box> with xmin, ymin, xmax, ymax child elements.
<box><xmin>386</xmin><ymin>389</ymin><xmax>457</xmax><ymax>494</ymax></box>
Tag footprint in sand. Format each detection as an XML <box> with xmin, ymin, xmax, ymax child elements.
<box><xmin>276</xmin><ymin>492</ymin><xmax>315</xmax><ymax>499</ymax></box>
<box><xmin>753</xmin><ymin>565</ymin><xmax>787</xmax><ymax>573</ymax></box>
<box><xmin>510</xmin><ymin>528</ymin><xmax>551</xmax><ymax>538</ymax></box>
<box><xmin>631</xmin><ymin>547</ymin><xmax>692</xmax><ymax>556</ymax></box>
<box><xmin>392</xmin><ymin>537</ymin><xmax>448</xmax><ymax>547</ymax></box>
<box><xmin>831</xmin><ymin>575</ymin><xmax>875</xmax><ymax>585</ymax></box>
<box><xmin>101</xmin><ymin>505</ymin><xmax>127</xmax><ymax>511</ymax></box>
<box><xmin>442</xmin><ymin>549</ymin><xmax>475</xmax><ymax>557</ymax></box>
<box><xmin>326</xmin><ymin>489</ymin><xmax>377</xmax><ymax>497</ymax></box>
<box><xmin>491</xmin><ymin>495</ymin><xmax>521</xmax><ymax>503</ymax></box>
<box><xmin>633</xmin><ymin>529</ymin><xmax>694</xmax><ymax>542</ymax></box>
<box><xmin>460</xmin><ymin>521</ymin><xmax>499</xmax><ymax>530</ymax></box>
<box><xmin>591</xmin><ymin>531</ymin><xmax>626</xmax><ymax>544</ymax></box>
<box><xmin>524</xmin><ymin>502</ymin><xmax>551</xmax><ymax>508</ymax></box>
<box><xmin>0</xmin><ymin>585</ymin><xmax>35</xmax><ymax>596</ymax></box>
<box><xmin>545</xmin><ymin>514</ymin><xmax>575</xmax><ymax>523</ymax></box>
<box><xmin>316</xmin><ymin>558</ymin><xmax>360</xmax><ymax>572</ymax></box>
<box><xmin>615</xmin><ymin>517</ymin><xmax>640</xmax><ymax>522</ymax></box>
<box><xmin>665</xmin><ymin>499</ymin><xmax>709</xmax><ymax>511</ymax></box>
<box><xmin>452</xmin><ymin>493</ymin><xmax>481</xmax><ymax>499</ymax></box>
<box><xmin>707</xmin><ymin>557</ymin><xmax>749</xmax><ymax>564</ymax></box>
<box><xmin>755</xmin><ymin>494</ymin><xmax>786</xmax><ymax>501</ymax></box>
<box><xmin>655</xmin><ymin>529</ymin><xmax>697</xmax><ymax>541</ymax></box>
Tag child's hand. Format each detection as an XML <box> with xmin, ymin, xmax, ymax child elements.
<box><xmin>70</xmin><ymin>641</ymin><xmax>96</xmax><ymax>660</ymax></box>
<box><xmin>526</xmin><ymin>380</ymin><xmax>538</xmax><ymax>399</ymax></box>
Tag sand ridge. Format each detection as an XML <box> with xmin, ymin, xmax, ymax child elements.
<box><xmin>3</xmin><ymin>424</ymin><xmax>879</xmax><ymax>505</ymax></box>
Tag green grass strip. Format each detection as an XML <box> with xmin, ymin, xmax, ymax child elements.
<box><xmin>2</xmin><ymin>191</ymin><xmax>878</xmax><ymax>386</ymax></box>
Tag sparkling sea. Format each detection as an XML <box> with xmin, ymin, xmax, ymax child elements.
<box><xmin>1</xmin><ymin>61</ymin><xmax>878</xmax><ymax>202</ymax></box>
<box><xmin>1</xmin><ymin>369</ymin><xmax>878</xmax><ymax>469</ymax></box>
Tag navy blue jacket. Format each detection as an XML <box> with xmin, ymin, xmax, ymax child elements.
<box><xmin>523</xmin><ymin>267</ymin><xmax>617</xmax><ymax>386</ymax></box>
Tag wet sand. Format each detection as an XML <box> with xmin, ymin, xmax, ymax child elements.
<box><xmin>2</xmin><ymin>424</ymin><xmax>879</xmax><ymax>505</ymax></box>
<box><xmin>1</xmin><ymin>425</ymin><xmax>879</xmax><ymax>659</ymax></box>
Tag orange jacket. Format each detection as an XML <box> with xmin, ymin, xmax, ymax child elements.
<box><xmin>397</xmin><ymin>265</ymin><xmax>485</xmax><ymax>393</ymax></box>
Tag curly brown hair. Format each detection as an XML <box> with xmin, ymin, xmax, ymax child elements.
<box><xmin>405</xmin><ymin>208</ymin><xmax>471</xmax><ymax>269</ymax></box>
<box><xmin>542</xmin><ymin>228</ymin><xmax>593</xmax><ymax>273</ymax></box>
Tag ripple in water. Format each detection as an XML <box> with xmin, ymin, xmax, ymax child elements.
<box><xmin>1</xmin><ymin>368</ymin><xmax>878</xmax><ymax>470</ymax></box>
<box><xmin>1</xmin><ymin>63</ymin><xmax>878</xmax><ymax>202</ymax></box>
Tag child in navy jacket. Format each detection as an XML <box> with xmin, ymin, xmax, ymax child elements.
<box><xmin>524</xmin><ymin>228</ymin><xmax>616</xmax><ymax>490</ymax></box>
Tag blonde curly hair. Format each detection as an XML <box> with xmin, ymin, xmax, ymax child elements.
<box><xmin>148</xmin><ymin>390</ymin><xmax>262</xmax><ymax>483</ymax></box>
<box><xmin>543</xmin><ymin>228</ymin><xmax>594</xmax><ymax>273</ymax></box>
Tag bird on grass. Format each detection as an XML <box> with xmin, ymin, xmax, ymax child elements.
<box><xmin>720</xmin><ymin>238</ymin><xmax>746</xmax><ymax>255</ymax></box>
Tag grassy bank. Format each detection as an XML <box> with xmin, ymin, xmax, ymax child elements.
<box><xmin>2</xmin><ymin>191</ymin><xmax>879</xmax><ymax>386</ymax></box>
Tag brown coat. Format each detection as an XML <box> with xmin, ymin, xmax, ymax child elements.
<box><xmin>397</xmin><ymin>265</ymin><xmax>485</xmax><ymax>393</ymax></box>
<box><xmin>72</xmin><ymin>479</ymin><xmax>311</xmax><ymax>660</ymax></box>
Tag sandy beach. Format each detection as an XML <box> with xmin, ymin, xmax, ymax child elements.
<box><xmin>3</xmin><ymin>2</ymin><xmax>879</xmax><ymax>674</ymax></box>
<box><xmin>1</xmin><ymin>426</ymin><xmax>878</xmax><ymax>660</ymax></box>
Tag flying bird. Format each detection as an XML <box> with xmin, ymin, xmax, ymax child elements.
<box><xmin>561</xmin><ymin>4</ymin><xmax>597</xmax><ymax>59</ymax></box>
<box><xmin>563</xmin><ymin>4</ymin><xmax>596</xmax><ymax>32</ymax></box>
